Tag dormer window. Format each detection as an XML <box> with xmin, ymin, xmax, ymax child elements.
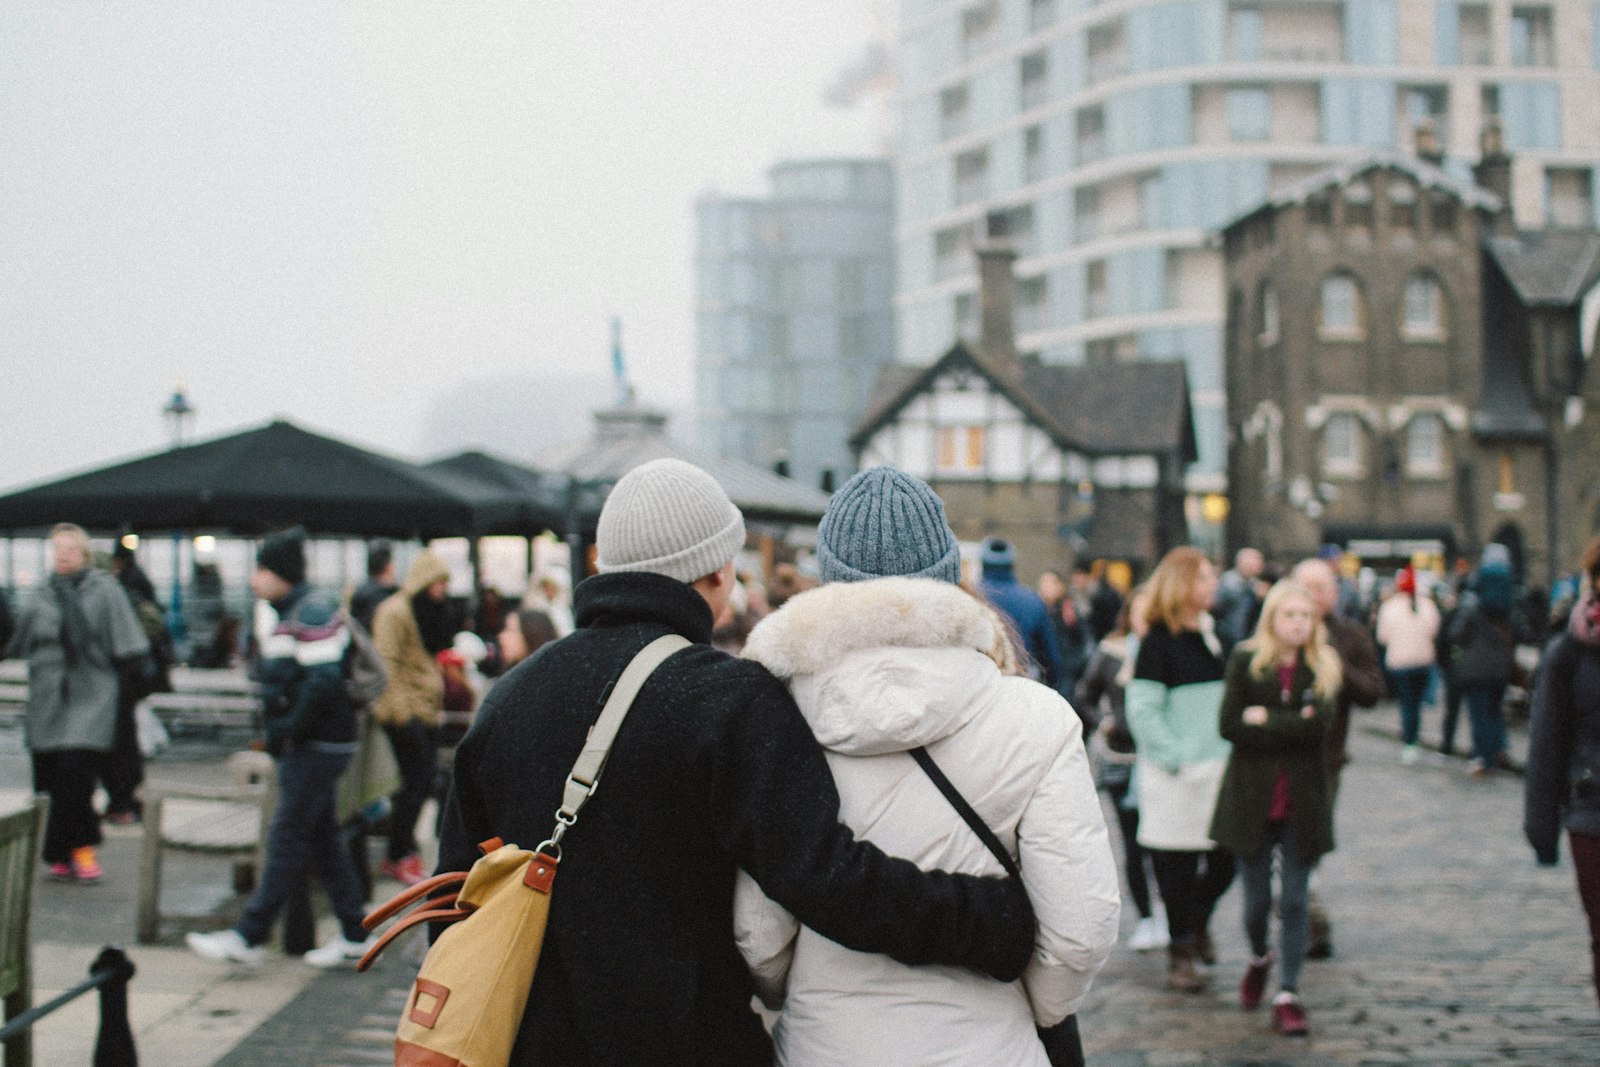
<box><xmin>1343</xmin><ymin>182</ymin><xmax>1373</xmax><ymax>230</ymax></box>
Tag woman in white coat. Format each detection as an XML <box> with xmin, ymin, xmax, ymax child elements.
<box><xmin>735</xmin><ymin>467</ymin><xmax>1121</xmax><ymax>1066</ymax></box>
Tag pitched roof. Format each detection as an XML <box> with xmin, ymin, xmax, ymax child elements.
<box><xmin>1223</xmin><ymin>150</ymin><xmax>1502</xmax><ymax>232</ymax></box>
<box><xmin>0</xmin><ymin>420</ymin><xmax>500</xmax><ymax>537</ymax></box>
<box><xmin>1484</xmin><ymin>230</ymin><xmax>1600</xmax><ymax>307</ymax></box>
<box><xmin>851</xmin><ymin>343</ymin><xmax>1194</xmax><ymax>460</ymax></box>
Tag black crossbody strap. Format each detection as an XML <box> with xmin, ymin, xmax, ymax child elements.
<box><xmin>908</xmin><ymin>746</ymin><xmax>1020</xmax><ymax>880</ymax></box>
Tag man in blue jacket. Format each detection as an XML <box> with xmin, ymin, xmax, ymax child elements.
<box><xmin>978</xmin><ymin>536</ymin><xmax>1064</xmax><ymax>689</ymax></box>
<box><xmin>187</xmin><ymin>527</ymin><xmax>372</xmax><ymax>968</ymax></box>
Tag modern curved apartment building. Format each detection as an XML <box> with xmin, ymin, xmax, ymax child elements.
<box><xmin>894</xmin><ymin>0</ymin><xmax>1600</xmax><ymax>491</ymax></box>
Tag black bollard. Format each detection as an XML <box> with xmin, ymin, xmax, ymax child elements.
<box><xmin>91</xmin><ymin>946</ymin><xmax>137</xmax><ymax>1067</ymax></box>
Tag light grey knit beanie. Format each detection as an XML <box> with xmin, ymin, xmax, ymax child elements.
<box><xmin>596</xmin><ymin>458</ymin><xmax>745</xmax><ymax>583</ymax></box>
<box><xmin>817</xmin><ymin>466</ymin><xmax>962</xmax><ymax>585</ymax></box>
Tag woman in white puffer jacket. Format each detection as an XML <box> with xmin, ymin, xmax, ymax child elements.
<box><xmin>734</xmin><ymin>467</ymin><xmax>1121</xmax><ymax>1066</ymax></box>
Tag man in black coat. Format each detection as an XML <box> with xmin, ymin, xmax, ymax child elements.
<box><xmin>438</xmin><ymin>458</ymin><xmax>1036</xmax><ymax>1066</ymax></box>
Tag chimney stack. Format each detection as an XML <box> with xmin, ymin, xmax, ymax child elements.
<box><xmin>976</xmin><ymin>243</ymin><xmax>1019</xmax><ymax>366</ymax></box>
<box><xmin>1473</xmin><ymin>116</ymin><xmax>1513</xmax><ymax>212</ymax></box>
<box><xmin>1413</xmin><ymin>117</ymin><xmax>1445</xmax><ymax>166</ymax></box>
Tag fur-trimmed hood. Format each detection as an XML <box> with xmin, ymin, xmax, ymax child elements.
<box><xmin>744</xmin><ymin>577</ymin><xmax>1007</xmax><ymax>755</ymax></box>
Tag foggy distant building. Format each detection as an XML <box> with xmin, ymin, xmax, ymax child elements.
<box><xmin>694</xmin><ymin>159</ymin><xmax>895</xmax><ymax>491</ymax></box>
<box><xmin>893</xmin><ymin>0</ymin><xmax>1600</xmax><ymax>507</ymax></box>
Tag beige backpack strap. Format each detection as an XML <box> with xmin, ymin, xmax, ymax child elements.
<box><xmin>539</xmin><ymin>634</ymin><xmax>690</xmax><ymax>855</ymax></box>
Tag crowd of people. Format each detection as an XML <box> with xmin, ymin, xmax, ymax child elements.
<box><xmin>5</xmin><ymin>462</ymin><xmax>1599</xmax><ymax>1060</ymax></box>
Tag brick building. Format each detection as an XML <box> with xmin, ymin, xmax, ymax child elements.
<box><xmin>1221</xmin><ymin>132</ymin><xmax>1600</xmax><ymax>583</ymax></box>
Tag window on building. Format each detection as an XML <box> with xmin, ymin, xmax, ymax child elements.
<box><xmin>1258</xmin><ymin>282</ymin><xmax>1280</xmax><ymax>343</ymax></box>
<box><xmin>1020</xmin><ymin>51</ymin><xmax>1049</xmax><ymax>110</ymax></box>
<box><xmin>1343</xmin><ymin>182</ymin><xmax>1374</xmax><ymax>230</ymax></box>
<box><xmin>1227</xmin><ymin>87</ymin><xmax>1272</xmax><ymax>142</ymax></box>
<box><xmin>1086</xmin><ymin>260</ymin><xmax>1108</xmax><ymax>319</ymax></box>
<box><xmin>954</xmin><ymin>292</ymin><xmax>977</xmax><ymax>336</ymax></box>
<box><xmin>939</xmin><ymin>84</ymin><xmax>970</xmax><ymax>140</ymax></box>
<box><xmin>1074</xmin><ymin>186</ymin><xmax>1102</xmax><ymax>242</ymax></box>
<box><xmin>986</xmin><ymin>203</ymin><xmax>1036</xmax><ymax>255</ymax></box>
<box><xmin>1428</xmin><ymin>191</ymin><xmax>1459</xmax><ymax>235</ymax></box>
<box><xmin>1389</xmin><ymin>178</ymin><xmax>1418</xmax><ymax>231</ymax></box>
<box><xmin>1023</xmin><ymin>125</ymin><xmax>1045</xmax><ymax>184</ymax></box>
<box><xmin>1498</xmin><ymin>451</ymin><xmax>1516</xmax><ymax>494</ymax></box>
<box><xmin>1511</xmin><ymin>6</ymin><xmax>1555</xmax><ymax>67</ymax></box>
<box><xmin>1076</xmin><ymin>106</ymin><xmax>1106</xmax><ymax>164</ymax></box>
<box><xmin>1323</xmin><ymin>412</ymin><xmax>1363</xmax><ymax>475</ymax></box>
<box><xmin>1307</xmin><ymin>193</ymin><xmax>1333</xmax><ymax>228</ymax></box>
<box><xmin>1319</xmin><ymin>273</ymin><xmax>1364</xmax><ymax>337</ymax></box>
<box><xmin>937</xmin><ymin>426</ymin><xmax>987</xmax><ymax>473</ymax></box>
<box><xmin>1016</xmin><ymin>276</ymin><xmax>1048</xmax><ymax>333</ymax></box>
<box><xmin>954</xmin><ymin>147</ymin><xmax>989</xmax><ymax>206</ymax></box>
<box><xmin>934</xmin><ymin>226</ymin><xmax>969</xmax><ymax>281</ymax></box>
<box><xmin>1405</xmin><ymin>415</ymin><xmax>1445</xmax><ymax>475</ymax></box>
<box><xmin>961</xmin><ymin>1</ymin><xmax>1000</xmax><ymax>60</ymax></box>
<box><xmin>1029</xmin><ymin>0</ymin><xmax>1057</xmax><ymax>33</ymax></box>
<box><xmin>1230</xmin><ymin>5</ymin><xmax>1264</xmax><ymax>61</ymax></box>
<box><xmin>1402</xmin><ymin>85</ymin><xmax>1450</xmax><ymax>149</ymax></box>
<box><xmin>1459</xmin><ymin>4</ymin><xmax>1492</xmax><ymax>65</ymax></box>
<box><xmin>1086</xmin><ymin>23</ymin><xmax>1124</xmax><ymax>86</ymax></box>
<box><xmin>1546</xmin><ymin>167</ymin><xmax>1596</xmax><ymax>227</ymax></box>
<box><xmin>1403</xmin><ymin>274</ymin><xmax>1447</xmax><ymax>338</ymax></box>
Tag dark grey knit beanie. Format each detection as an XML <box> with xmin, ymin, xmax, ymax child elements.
<box><xmin>817</xmin><ymin>467</ymin><xmax>962</xmax><ymax>584</ymax></box>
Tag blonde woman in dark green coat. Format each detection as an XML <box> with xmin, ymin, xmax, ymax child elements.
<box><xmin>1208</xmin><ymin>579</ymin><xmax>1342</xmax><ymax>1037</ymax></box>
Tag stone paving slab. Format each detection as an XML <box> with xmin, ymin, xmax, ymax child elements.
<box><xmin>1076</xmin><ymin>726</ymin><xmax>1600</xmax><ymax>1064</ymax></box>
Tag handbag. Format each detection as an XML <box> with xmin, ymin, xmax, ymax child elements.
<box><xmin>358</xmin><ymin>634</ymin><xmax>688</xmax><ymax>1067</ymax></box>
<box><xmin>909</xmin><ymin>747</ymin><xmax>1087</xmax><ymax>1067</ymax></box>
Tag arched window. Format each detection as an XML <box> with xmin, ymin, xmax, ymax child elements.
<box><xmin>1322</xmin><ymin>412</ymin><xmax>1363</xmax><ymax>476</ymax></box>
<box><xmin>1258</xmin><ymin>282</ymin><xmax>1279</xmax><ymax>343</ymax></box>
<box><xmin>1318</xmin><ymin>272</ymin><xmax>1364</xmax><ymax>338</ymax></box>
<box><xmin>1405</xmin><ymin>414</ymin><xmax>1446</xmax><ymax>476</ymax></box>
<box><xmin>1402</xmin><ymin>273</ymin><xmax>1447</xmax><ymax>339</ymax></box>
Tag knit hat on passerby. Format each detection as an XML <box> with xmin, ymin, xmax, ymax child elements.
<box><xmin>816</xmin><ymin>467</ymin><xmax>962</xmax><ymax>585</ymax></box>
<box><xmin>595</xmin><ymin>459</ymin><xmax>745</xmax><ymax>583</ymax></box>
<box><xmin>257</xmin><ymin>526</ymin><xmax>308</xmax><ymax>585</ymax></box>
<box><xmin>980</xmin><ymin>535</ymin><xmax>1016</xmax><ymax>570</ymax></box>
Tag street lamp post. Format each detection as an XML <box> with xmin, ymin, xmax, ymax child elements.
<box><xmin>162</xmin><ymin>385</ymin><xmax>194</xmax><ymax>657</ymax></box>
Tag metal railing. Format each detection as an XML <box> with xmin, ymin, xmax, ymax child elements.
<box><xmin>0</xmin><ymin>947</ymin><xmax>136</xmax><ymax>1067</ymax></box>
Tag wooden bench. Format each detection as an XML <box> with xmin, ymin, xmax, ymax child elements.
<box><xmin>137</xmin><ymin>752</ymin><xmax>275</xmax><ymax>944</ymax></box>
<box><xmin>1</xmin><ymin>796</ymin><xmax>48</xmax><ymax>1067</ymax></box>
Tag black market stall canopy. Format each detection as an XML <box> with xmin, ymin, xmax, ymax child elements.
<box><xmin>0</xmin><ymin>420</ymin><xmax>563</xmax><ymax>539</ymax></box>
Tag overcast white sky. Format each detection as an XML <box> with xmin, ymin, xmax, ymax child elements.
<box><xmin>0</xmin><ymin>3</ymin><xmax>891</xmax><ymax>491</ymax></box>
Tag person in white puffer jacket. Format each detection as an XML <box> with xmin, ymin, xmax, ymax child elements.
<box><xmin>734</xmin><ymin>467</ymin><xmax>1121</xmax><ymax>1066</ymax></box>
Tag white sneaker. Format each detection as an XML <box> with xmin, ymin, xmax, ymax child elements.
<box><xmin>1399</xmin><ymin>744</ymin><xmax>1421</xmax><ymax>766</ymax></box>
<box><xmin>303</xmin><ymin>934</ymin><xmax>374</xmax><ymax>969</ymax></box>
<box><xmin>186</xmin><ymin>929</ymin><xmax>265</xmax><ymax>966</ymax></box>
<box><xmin>1127</xmin><ymin>915</ymin><xmax>1169</xmax><ymax>952</ymax></box>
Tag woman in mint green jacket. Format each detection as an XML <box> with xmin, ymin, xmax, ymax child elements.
<box><xmin>1126</xmin><ymin>546</ymin><xmax>1232</xmax><ymax>992</ymax></box>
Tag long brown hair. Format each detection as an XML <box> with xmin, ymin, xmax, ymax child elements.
<box><xmin>1145</xmin><ymin>546</ymin><xmax>1213</xmax><ymax>634</ymax></box>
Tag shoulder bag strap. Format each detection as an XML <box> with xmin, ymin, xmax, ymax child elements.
<box><xmin>544</xmin><ymin>633</ymin><xmax>691</xmax><ymax>851</ymax></box>
<box><xmin>908</xmin><ymin>746</ymin><xmax>1020</xmax><ymax>880</ymax></box>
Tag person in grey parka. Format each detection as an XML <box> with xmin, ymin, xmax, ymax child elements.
<box><xmin>4</xmin><ymin>523</ymin><xmax>150</xmax><ymax>881</ymax></box>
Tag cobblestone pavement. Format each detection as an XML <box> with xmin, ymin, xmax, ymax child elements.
<box><xmin>216</xmin><ymin>710</ymin><xmax>1600</xmax><ymax>1065</ymax></box>
<box><xmin>1076</xmin><ymin>723</ymin><xmax>1600</xmax><ymax>1065</ymax></box>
